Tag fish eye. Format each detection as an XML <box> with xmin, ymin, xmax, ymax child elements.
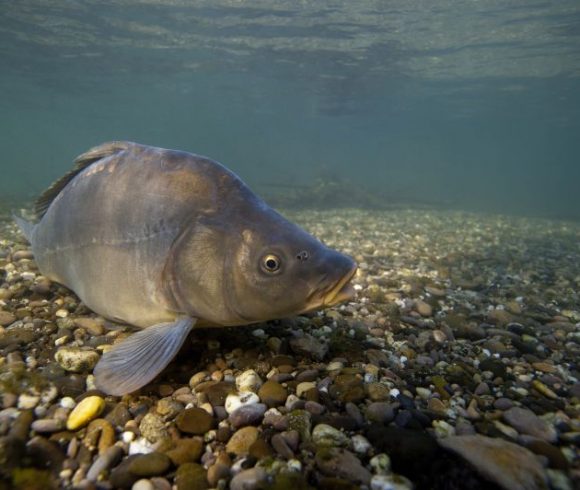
<box><xmin>261</xmin><ymin>254</ymin><xmax>281</xmax><ymax>273</ymax></box>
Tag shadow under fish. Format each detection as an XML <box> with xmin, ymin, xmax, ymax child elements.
<box><xmin>15</xmin><ymin>141</ymin><xmax>357</xmax><ymax>396</ymax></box>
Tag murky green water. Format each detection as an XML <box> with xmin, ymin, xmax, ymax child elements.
<box><xmin>1</xmin><ymin>1</ymin><xmax>579</xmax><ymax>218</ymax></box>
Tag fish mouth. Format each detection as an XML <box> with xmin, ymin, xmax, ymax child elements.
<box><xmin>322</xmin><ymin>263</ymin><xmax>358</xmax><ymax>307</ymax></box>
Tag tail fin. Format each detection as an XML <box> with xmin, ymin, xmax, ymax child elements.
<box><xmin>12</xmin><ymin>214</ymin><xmax>35</xmax><ymax>243</ymax></box>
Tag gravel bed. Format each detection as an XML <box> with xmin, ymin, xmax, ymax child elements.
<box><xmin>0</xmin><ymin>208</ymin><xmax>579</xmax><ymax>490</ymax></box>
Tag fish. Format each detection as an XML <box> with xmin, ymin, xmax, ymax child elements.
<box><xmin>15</xmin><ymin>141</ymin><xmax>357</xmax><ymax>395</ymax></box>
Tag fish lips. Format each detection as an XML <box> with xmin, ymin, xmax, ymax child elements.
<box><xmin>322</xmin><ymin>262</ymin><xmax>358</xmax><ymax>306</ymax></box>
<box><xmin>303</xmin><ymin>259</ymin><xmax>357</xmax><ymax>313</ymax></box>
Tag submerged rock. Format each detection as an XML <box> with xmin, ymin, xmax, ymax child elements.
<box><xmin>439</xmin><ymin>435</ymin><xmax>548</xmax><ymax>490</ymax></box>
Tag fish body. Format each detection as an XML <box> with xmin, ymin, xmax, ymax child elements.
<box><xmin>17</xmin><ymin>142</ymin><xmax>356</xmax><ymax>395</ymax></box>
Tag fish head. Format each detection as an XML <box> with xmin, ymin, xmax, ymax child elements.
<box><xmin>166</xmin><ymin>208</ymin><xmax>357</xmax><ymax>326</ymax></box>
<box><xmin>224</xmin><ymin>215</ymin><xmax>358</xmax><ymax>324</ymax></box>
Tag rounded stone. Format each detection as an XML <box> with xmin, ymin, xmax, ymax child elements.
<box><xmin>312</xmin><ymin>423</ymin><xmax>349</xmax><ymax>448</ymax></box>
<box><xmin>258</xmin><ymin>380</ymin><xmax>288</xmax><ymax>408</ymax></box>
<box><xmin>31</xmin><ymin>418</ymin><xmax>65</xmax><ymax>433</ymax></box>
<box><xmin>66</xmin><ymin>396</ymin><xmax>105</xmax><ymax>430</ymax></box>
<box><xmin>55</xmin><ymin>347</ymin><xmax>100</xmax><ymax>372</ymax></box>
<box><xmin>164</xmin><ymin>438</ymin><xmax>203</xmax><ymax>466</ymax></box>
<box><xmin>415</xmin><ymin>300</ymin><xmax>433</xmax><ymax>317</ymax></box>
<box><xmin>128</xmin><ymin>452</ymin><xmax>171</xmax><ymax>477</ymax></box>
<box><xmin>0</xmin><ymin>310</ymin><xmax>16</xmax><ymax>326</ymax></box>
<box><xmin>230</xmin><ymin>467</ymin><xmax>267</xmax><ymax>490</ymax></box>
<box><xmin>225</xmin><ymin>392</ymin><xmax>260</xmax><ymax>414</ymax></box>
<box><xmin>228</xmin><ymin>403</ymin><xmax>267</xmax><ymax>429</ymax></box>
<box><xmin>226</xmin><ymin>426</ymin><xmax>259</xmax><ymax>456</ymax></box>
<box><xmin>296</xmin><ymin>382</ymin><xmax>317</xmax><ymax>398</ymax></box>
<box><xmin>235</xmin><ymin>370</ymin><xmax>263</xmax><ymax>393</ymax></box>
<box><xmin>139</xmin><ymin>412</ymin><xmax>168</xmax><ymax>443</ymax></box>
<box><xmin>502</xmin><ymin>406</ymin><xmax>557</xmax><ymax>442</ymax></box>
<box><xmin>176</xmin><ymin>407</ymin><xmax>215</xmax><ymax>435</ymax></box>
<box><xmin>175</xmin><ymin>463</ymin><xmax>208</xmax><ymax>490</ymax></box>
<box><xmin>132</xmin><ymin>479</ymin><xmax>155</xmax><ymax>490</ymax></box>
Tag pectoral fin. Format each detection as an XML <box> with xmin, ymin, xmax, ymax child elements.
<box><xmin>94</xmin><ymin>317</ymin><xmax>195</xmax><ymax>396</ymax></box>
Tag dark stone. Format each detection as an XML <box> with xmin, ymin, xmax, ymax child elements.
<box><xmin>105</xmin><ymin>403</ymin><xmax>131</xmax><ymax>428</ymax></box>
<box><xmin>26</xmin><ymin>436</ymin><xmax>65</xmax><ymax>472</ymax></box>
<box><xmin>524</xmin><ymin>440</ymin><xmax>569</xmax><ymax>470</ymax></box>
<box><xmin>110</xmin><ymin>455</ymin><xmax>140</xmax><ymax>488</ymax></box>
<box><xmin>128</xmin><ymin>452</ymin><xmax>171</xmax><ymax>477</ymax></box>
<box><xmin>364</xmin><ymin>424</ymin><xmax>503</xmax><ymax>490</ymax></box>
<box><xmin>176</xmin><ymin>408</ymin><xmax>215</xmax><ymax>435</ymax></box>
<box><xmin>175</xmin><ymin>462</ymin><xmax>208</xmax><ymax>490</ymax></box>
<box><xmin>478</xmin><ymin>359</ymin><xmax>507</xmax><ymax>380</ymax></box>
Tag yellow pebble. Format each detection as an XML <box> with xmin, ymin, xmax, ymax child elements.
<box><xmin>66</xmin><ymin>396</ymin><xmax>105</xmax><ymax>430</ymax></box>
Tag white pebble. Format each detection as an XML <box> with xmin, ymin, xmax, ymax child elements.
<box><xmin>129</xmin><ymin>437</ymin><xmax>155</xmax><ymax>455</ymax></box>
<box><xmin>132</xmin><ymin>479</ymin><xmax>154</xmax><ymax>490</ymax></box>
<box><xmin>225</xmin><ymin>392</ymin><xmax>260</xmax><ymax>414</ymax></box>
<box><xmin>86</xmin><ymin>374</ymin><xmax>97</xmax><ymax>391</ymax></box>
<box><xmin>389</xmin><ymin>388</ymin><xmax>400</xmax><ymax>398</ymax></box>
<box><xmin>251</xmin><ymin>328</ymin><xmax>267</xmax><ymax>339</ymax></box>
<box><xmin>54</xmin><ymin>336</ymin><xmax>69</xmax><ymax>346</ymax></box>
<box><xmin>287</xmin><ymin>459</ymin><xmax>302</xmax><ymax>472</ymax></box>
<box><xmin>60</xmin><ymin>397</ymin><xmax>76</xmax><ymax>409</ymax></box>
<box><xmin>18</xmin><ymin>394</ymin><xmax>40</xmax><ymax>409</ymax></box>
<box><xmin>370</xmin><ymin>453</ymin><xmax>391</xmax><ymax>475</ymax></box>
<box><xmin>55</xmin><ymin>309</ymin><xmax>69</xmax><ymax>318</ymax></box>
<box><xmin>122</xmin><ymin>431</ymin><xmax>135</xmax><ymax>443</ymax></box>
<box><xmin>236</xmin><ymin>370</ymin><xmax>263</xmax><ymax>393</ymax></box>
<box><xmin>351</xmin><ymin>434</ymin><xmax>372</xmax><ymax>455</ymax></box>
<box><xmin>326</xmin><ymin>361</ymin><xmax>344</xmax><ymax>371</ymax></box>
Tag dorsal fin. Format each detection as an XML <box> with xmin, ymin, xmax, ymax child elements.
<box><xmin>34</xmin><ymin>141</ymin><xmax>135</xmax><ymax>219</ymax></box>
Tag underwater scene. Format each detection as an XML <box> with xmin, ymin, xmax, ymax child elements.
<box><xmin>1</xmin><ymin>1</ymin><xmax>579</xmax><ymax>489</ymax></box>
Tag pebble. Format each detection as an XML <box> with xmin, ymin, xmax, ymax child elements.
<box><xmin>128</xmin><ymin>452</ymin><xmax>171</xmax><ymax>477</ymax></box>
<box><xmin>502</xmin><ymin>407</ymin><xmax>558</xmax><ymax>443</ymax></box>
<box><xmin>296</xmin><ymin>381</ymin><xmax>317</xmax><ymax>397</ymax></box>
<box><xmin>139</xmin><ymin>412</ymin><xmax>168</xmax><ymax>443</ymax></box>
<box><xmin>366</xmin><ymin>402</ymin><xmax>397</xmax><ymax>424</ymax></box>
<box><xmin>352</xmin><ymin>434</ymin><xmax>372</xmax><ymax>455</ymax></box>
<box><xmin>176</xmin><ymin>407</ymin><xmax>215</xmax><ymax>435</ymax></box>
<box><xmin>132</xmin><ymin>479</ymin><xmax>155</xmax><ymax>490</ymax></box>
<box><xmin>439</xmin><ymin>435</ymin><xmax>548</xmax><ymax>490</ymax></box>
<box><xmin>370</xmin><ymin>453</ymin><xmax>392</xmax><ymax>475</ymax></box>
<box><xmin>165</xmin><ymin>438</ymin><xmax>203</xmax><ymax>465</ymax></box>
<box><xmin>315</xmin><ymin>447</ymin><xmax>372</xmax><ymax>484</ymax></box>
<box><xmin>174</xmin><ymin>463</ymin><xmax>208</xmax><ymax>490</ymax></box>
<box><xmin>0</xmin><ymin>310</ymin><xmax>16</xmax><ymax>326</ymax></box>
<box><xmin>31</xmin><ymin>418</ymin><xmax>65</xmax><ymax>433</ymax></box>
<box><xmin>226</xmin><ymin>426</ymin><xmax>259</xmax><ymax>455</ymax></box>
<box><xmin>228</xmin><ymin>403</ymin><xmax>267</xmax><ymax>429</ymax></box>
<box><xmin>55</xmin><ymin>347</ymin><xmax>100</xmax><ymax>372</ymax></box>
<box><xmin>86</xmin><ymin>445</ymin><xmax>124</xmax><ymax>482</ymax></box>
<box><xmin>290</xmin><ymin>334</ymin><xmax>328</xmax><ymax>360</ymax></box>
<box><xmin>236</xmin><ymin>369</ymin><xmax>263</xmax><ymax>392</ymax></box>
<box><xmin>74</xmin><ymin>317</ymin><xmax>105</xmax><ymax>336</ymax></box>
<box><xmin>312</xmin><ymin>423</ymin><xmax>349</xmax><ymax>447</ymax></box>
<box><xmin>271</xmin><ymin>433</ymin><xmax>294</xmax><ymax>459</ymax></box>
<box><xmin>230</xmin><ymin>467</ymin><xmax>267</xmax><ymax>490</ymax></box>
<box><xmin>415</xmin><ymin>300</ymin><xmax>433</xmax><ymax>317</ymax></box>
<box><xmin>225</xmin><ymin>392</ymin><xmax>260</xmax><ymax>414</ymax></box>
<box><xmin>66</xmin><ymin>396</ymin><xmax>105</xmax><ymax>430</ymax></box>
<box><xmin>258</xmin><ymin>380</ymin><xmax>288</xmax><ymax>407</ymax></box>
<box><xmin>17</xmin><ymin>394</ymin><xmax>40</xmax><ymax>409</ymax></box>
